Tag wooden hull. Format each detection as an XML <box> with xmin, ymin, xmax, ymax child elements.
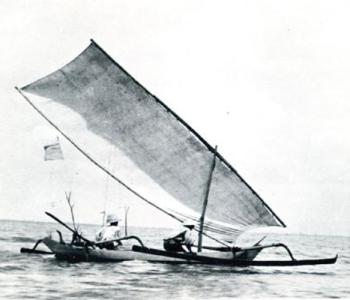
<box><xmin>42</xmin><ymin>237</ymin><xmax>259</xmax><ymax>263</ymax></box>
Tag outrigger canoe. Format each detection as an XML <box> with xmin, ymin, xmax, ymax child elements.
<box><xmin>20</xmin><ymin>212</ymin><xmax>337</xmax><ymax>266</ymax></box>
<box><xmin>17</xmin><ymin>40</ymin><xmax>339</xmax><ymax>268</ymax></box>
<box><xmin>38</xmin><ymin>235</ymin><xmax>337</xmax><ymax>266</ymax></box>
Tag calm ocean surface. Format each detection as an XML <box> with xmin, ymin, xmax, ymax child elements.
<box><xmin>0</xmin><ymin>220</ymin><xmax>349</xmax><ymax>299</ymax></box>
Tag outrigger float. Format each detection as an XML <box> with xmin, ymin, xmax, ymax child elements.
<box><xmin>17</xmin><ymin>40</ymin><xmax>337</xmax><ymax>267</ymax></box>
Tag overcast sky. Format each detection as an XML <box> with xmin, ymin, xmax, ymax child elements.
<box><xmin>0</xmin><ymin>0</ymin><xmax>349</xmax><ymax>236</ymax></box>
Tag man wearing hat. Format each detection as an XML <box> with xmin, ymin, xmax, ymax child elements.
<box><xmin>95</xmin><ymin>214</ymin><xmax>122</xmax><ymax>249</ymax></box>
<box><xmin>163</xmin><ymin>219</ymin><xmax>196</xmax><ymax>253</ymax></box>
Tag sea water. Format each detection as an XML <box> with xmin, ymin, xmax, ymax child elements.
<box><xmin>0</xmin><ymin>220</ymin><xmax>349</xmax><ymax>299</ymax></box>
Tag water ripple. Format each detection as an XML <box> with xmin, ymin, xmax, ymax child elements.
<box><xmin>0</xmin><ymin>220</ymin><xmax>349</xmax><ymax>299</ymax></box>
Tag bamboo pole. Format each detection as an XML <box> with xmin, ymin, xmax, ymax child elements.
<box><xmin>198</xmin><ymin>145</ymin><xmax>217</xmax><ymax>252</ymax></box>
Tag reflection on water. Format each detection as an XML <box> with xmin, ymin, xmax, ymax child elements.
<box><xmin>0</xmin><ymin>220</ymin><xmax>349</xmax><ymax>299</ymax></box>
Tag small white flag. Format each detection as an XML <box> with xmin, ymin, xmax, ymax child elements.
<box><xmin>44</xmin><ymin>139</ymin><xmax>64</xmax><ymax>161</ymax></box>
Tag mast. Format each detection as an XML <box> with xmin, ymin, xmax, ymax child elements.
<box><xmin>198</xmin><ymin>145</ymin><xmax>217</xmax><ymax>252</ymax></box>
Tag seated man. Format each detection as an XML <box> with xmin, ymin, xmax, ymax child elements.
<box><xmin>163</xmin><ymin>220</ymin><xmax>196</xmax><ymax>253</ymax></box>
<box><xmin>70</xmin><ymin>231</ymin><xmax>85</xmax><ymax>246</ymax></box>
<box><xmin>95</xmin><ymin>214</ymin><xmax>122</xmax><ymax>249</ymax></box>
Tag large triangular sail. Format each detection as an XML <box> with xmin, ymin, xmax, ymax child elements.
<box><xmin>19</xmin><ymin>40</ymin><xmax>285</xmax><ymax>241</ymax></box>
